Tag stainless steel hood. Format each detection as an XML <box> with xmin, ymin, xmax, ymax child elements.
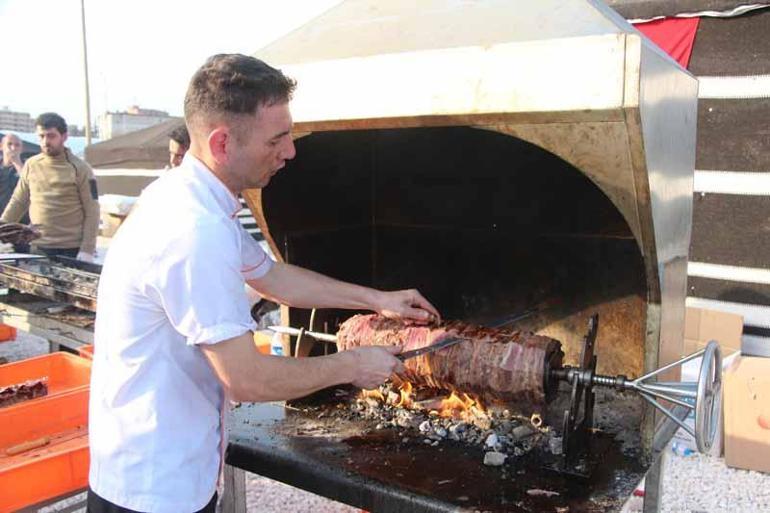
<box><xmin>246</xmin><ymin>0</ymin><xmax>699</xmax><ymax>451</ymax></box>
<box><xmin>251</xmin><ymin>0</ymin><xmax>697</xmax><ymax>362</ymax></box>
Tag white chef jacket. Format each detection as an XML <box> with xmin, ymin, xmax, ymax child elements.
<box><xmin>89</xmin><ymin>153</ymin><xmax>273</xmax><ymax>512</ymax></box>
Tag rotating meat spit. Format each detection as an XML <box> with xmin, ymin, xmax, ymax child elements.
<box><xmin>545</xmin><ymin>314</ymin><xmax>722</xmax><ymax>470</ymax></box>
<box><xmin>270</xmin><ymin>314</ymin><xmax>723</xmax><ymax>466</ymax></box>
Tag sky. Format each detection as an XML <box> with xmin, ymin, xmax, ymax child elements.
<box><xmin>0</xmin><ymin>0</ymin><xmax>342</xmax><ymax>127</ymax></box>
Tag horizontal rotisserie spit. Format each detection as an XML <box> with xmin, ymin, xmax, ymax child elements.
<box><xmin>271</xmin><ymin>313</ymin><xmax>723</xmax><ymax>456</ymax></box>
<box><xmin>336</xmin><ymin>314</ymin><xmax>563</xmax><ymax>405</ymax></box>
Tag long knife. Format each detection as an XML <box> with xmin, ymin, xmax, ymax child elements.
<box><xmin>396</xmin><ymin>336</ymin><xmax>465</xmax><ymax>361</ymax></box>
<box><xmin>267</xmin><ymin>325</ymin><xmax>464</xmax><ymax>360</ymax></box>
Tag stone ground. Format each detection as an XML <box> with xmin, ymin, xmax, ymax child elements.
<box><xmin>3</xmin><ymin>333</ymin><xmax>770</xmax><ymax>512</ymax></box>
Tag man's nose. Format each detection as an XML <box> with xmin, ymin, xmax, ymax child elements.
<box><xmin>282</xmin><ymin>138</ymin><xmax>296</xmax><ymax>161</ymax></box>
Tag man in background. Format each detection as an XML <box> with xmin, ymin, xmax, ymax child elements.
<box><xmin>0</xmin><ymin>134</ymin><xmax>24</xmax><ymax>213</ymax></box>
<box><xmin>167</xmin><ymin>124</ymin><xmax>190</xmax><ymax>168</ymax></box>
<box><xmin>1</xmin><ymin>113</ymin><xmax>99</xmax><ymax>261</ymax></box>
<box><xmin>0</xmin><ymin>134</ymin><xmax>30</xmax><ymax>252</ymax></box>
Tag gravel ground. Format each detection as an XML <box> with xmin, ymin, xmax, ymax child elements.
<box><xmin>3</xmin><ymin>334</ymin><xmax>770</xmax><ymax>512</ymax></box>
<box><xmin>244</xmin><ymin>473</ymin><xmax>356</xmax><ymax>513</ymax></box>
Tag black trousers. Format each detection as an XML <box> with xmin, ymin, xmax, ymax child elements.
<box><xmin>86</xmin><ymin>487</ymin><xmax>217</xmax><ymax>513</ymax></box>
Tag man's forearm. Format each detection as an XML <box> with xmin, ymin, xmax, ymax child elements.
<box><xmin>249</xmin><ymin>262</ymin><xmax>381</xmax><ymax>311</ymax></box>
<box><xmin>203</xmin><ymin>331</ymin><xmax>356</xmax><ymax>402</ymax></box>
<box><xmin>79</xmin><ymin>206</ymin><xmax>99</xmax><ymax>254</ymax></box>
<box><xmin>1</xmin><ymin>197</ymin><xmax>26</xmax><ymax>223</ymax></box>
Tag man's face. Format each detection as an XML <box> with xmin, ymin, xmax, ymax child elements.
<box><xmin>37</xmin><ymin>126</ymin><xmax>67</xmax><ymax>157</ymax></box>
<box><xmin>228</xmin><ymin>102</ymin><xmax>296</xmax><ymax>190</ymax></box>
<box><xmin>168</xmin><ymin>139</ymin><xmax>188</xmax><ymax>168</ymax></box>
<box><xmin>1</xmin><ymin>135</ymin><xmax>23</xmax><ymax>162</ymax></box>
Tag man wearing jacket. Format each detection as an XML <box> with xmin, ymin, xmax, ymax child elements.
<box><xmin>1</xmin><ymin>113</ymin><xmax>99</xmax><ymax>260</ymax></box>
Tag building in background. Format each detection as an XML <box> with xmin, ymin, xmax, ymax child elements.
<box><xmin>0</xmin><ymin>107</ymin><xmax>35</xmax><ymax>132</ymax></box>
<box><xmin>96</xmin><ymin>106</ymin><xmax>170</xmax><ymax>141</ymax></box>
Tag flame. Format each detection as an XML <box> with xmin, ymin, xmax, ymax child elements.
<box><xmin>394</xmin><ymin>382</ymin><xmax>413</xmax><ymax>408</ymax></box>
<box><xmin>438</xmin><ymin>391</ymin><xmax>482</xmax><ymax>419</ymax></box>
<box><xmin>360</xmin><ymin>388</ymin><xmax>385</xmax><ymax>401</ymax></box>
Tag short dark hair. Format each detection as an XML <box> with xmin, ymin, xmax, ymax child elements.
<box><xmin>184</xmin><ymin>54</ymin><xmax>296</xmax><ymax>127</ymax></box>
<box><xmin>35</xmin><ymin>112</ymin><xmax>68</xmax><ymax>134</ymax></box>
<box><xmin>168</xmin><ymin>125</ymin><xmax>190</xmax><ymax>147</ymax></box>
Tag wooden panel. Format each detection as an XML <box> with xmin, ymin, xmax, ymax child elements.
<box><xmin>696</xmin><ymin>99</ymin><xmax>770</xmax><ymax>172</ymax></box>
<box><xmin>690</xmin><ymin>193</ymin><xmax>770</xmax><ymax>268</ymax></box>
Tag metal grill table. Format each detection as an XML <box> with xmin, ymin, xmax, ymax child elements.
<box><xmin>226</xmin><ymin>400</ymin><xmax>647</xmax><ymax>513</ymax></box>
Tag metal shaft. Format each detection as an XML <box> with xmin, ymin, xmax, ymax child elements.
<box><xmin>268</xmin><ymin>325</ymin><xmax>338</xmax><ymax>343</ymax></box>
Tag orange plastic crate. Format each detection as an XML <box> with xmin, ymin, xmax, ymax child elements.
<box><xmin>0</xmin><ymin>352</ymin><xmax>91</xmax><ymax>405</ymax></box>
<box><xmin>0</xmin><ymin>388</ymin><xmax>89</xmax><ymax>512</ymax></box>
<box><xmin>0</xmin><ymin>324</ymin><xmax>16</xmax><ymax>342</ymax></box>
<box><xmin>77</xmin><ymin>344</ymin><xmax>94</xmax><ymax>360</ymax></box>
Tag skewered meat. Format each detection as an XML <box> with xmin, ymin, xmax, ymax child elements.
<box><xmin>337</xmin><ymin>314</ymin><xmax>563</xmax><ymax>404</ymax></box>
<box><xmin>0</xmin><ymin>378</ymin><xmax>48</xmax><ymax>408</ymax></box>
<box><xmin>0</xmin><ymin>222</ymin><xmax>41</xmax><ymax>246</ymax></box>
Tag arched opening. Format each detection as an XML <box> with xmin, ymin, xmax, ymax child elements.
<box><xmin>260</xmin><ymin>126</ymin><xmax>647</xmax><ymax>376</ymax></box>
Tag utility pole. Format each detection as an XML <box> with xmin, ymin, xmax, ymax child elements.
<box><xmin>80</xmin><ymin>0</ymin><xmax>92</xmax><ymax>145</ymax></box>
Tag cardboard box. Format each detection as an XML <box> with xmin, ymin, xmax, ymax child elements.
<box><xmin>100</xmin><ymin>212</ymin><xmax>128</xmax><ymax>238</ymax></box>
<box><xmin>723</xmin><ymin>355</ymin><xmax>770</xmax><ymax>473</ymax></box>
<box><xmin>684</xmin><ymin>307</ymin><xmax>742</xmax><ymax>357</ymax></box>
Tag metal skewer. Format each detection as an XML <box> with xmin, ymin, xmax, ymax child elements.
<box><xmin>268</xmin><ymin>325</ymin><xmax>338</xmax><ymax>343</ymax></box>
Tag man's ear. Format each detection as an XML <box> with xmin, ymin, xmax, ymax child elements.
<box><xmin>208</xmin><ymin>127</ymin><xmax>230</xmax><ymax>165</ymax></box>
<box><xmin>61</xmin><ymin>132</ymin><xmax>69</xmax><ymax>145</ymax></box>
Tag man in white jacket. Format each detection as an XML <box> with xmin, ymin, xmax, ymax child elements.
<box><xmin>87</xmin><ymin>54</ymin><xmax>440</xmax><ymax>513</ymax></box>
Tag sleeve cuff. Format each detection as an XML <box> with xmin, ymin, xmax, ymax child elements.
<box><xmin>187</xmin><ymin>321</ymin><xmax>257</xmax><ymax>346</ymax></box>
<box><xmin>241</xmin><ymin>252</ymin><xmax>274</xmax><ymax>281</ymax></box>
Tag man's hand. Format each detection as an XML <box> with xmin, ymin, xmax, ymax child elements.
<box><xmin>76</xmin><ymin>251</ymin><xmax>94</xmax><ymax>263</ymax></box>
<box><xmin>348</xmin><ymin>345</ymin><xmax>405</xmax><ymax>389</ymax></box>
<box><xmin>375</xmin><ymin>289</ymin><xmax>441</xmax><ymax>324</ymax></box>
<box><xmin>6</xmin><ymin>147</ymin><xmax>22</xmax><ymax>172</ymax></box>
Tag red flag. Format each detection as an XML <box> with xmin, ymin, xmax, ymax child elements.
<box><xmin>633</xmin><ymin>17</ymin><xmax>700</xmax><ymax>69</ymax></box>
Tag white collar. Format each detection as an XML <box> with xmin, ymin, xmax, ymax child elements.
<box><xmin>182</xmin><ymin>153</ymin><xmax>242</xmax><ymax>218</ymax></box>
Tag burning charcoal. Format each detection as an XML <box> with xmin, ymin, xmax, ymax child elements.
<box><xmin>472</xmin><ymin>413</ymin><xmax>492</xmax><ymax>431</ymax></box>
<box><xmin>375</xmin><ymin>423</ymin><xmax>385</xmax><ymax>430</ymax></box>
<box><xmin>414</xmin><ymin>397</ymin><xmax>443</xmax><ymax>411</ymax></box>
<box><xmin>394</xmin><ymin>416</ymin><xmax>412</xmax><ymax>429</ymax></box>
<box><xmin>387</xmin><ymin>391</ymin><xmax>400</xmax><ymax>404</ymax></box>
<box><xmin>526</xmin><ymin>489</ymin><xmax>560</xmax><ymax>497</ymax></box>
<box><xmin>502</xmin><ymin>409</ymin><xmax>511</xmax><ymax>419</ymax></box>
<box><xmin>423</xmin><ymin>439</ymin><xmax>432</xmax><ymax>445</ymax></box>
<box><xmin>512</xmin><ymin>425</ymin><xmax>535</xmax><ymax>440</ymax></box>
<box><xmin>418</xmin><ymin>420</ymin><xmax>432</xmax><ymax>433</ymax></box>
<box><xmin>431</xmin><ymin>440</ymin><xmax>440</xmax><ymax>447</ymax></box>
<box><xmin>485</xmin><ymin>433</ymin><xmax>499</xmax><ymax>449</ymax></box>
<box><xmin>483</xmin><ymin>451</ymin><xmax>507</xmax><ymax>466</ymax></box>
<box><xmin>434</xmin><ymin>427</ymin><xmax>447</xmax><ymax>438</ymax></box>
